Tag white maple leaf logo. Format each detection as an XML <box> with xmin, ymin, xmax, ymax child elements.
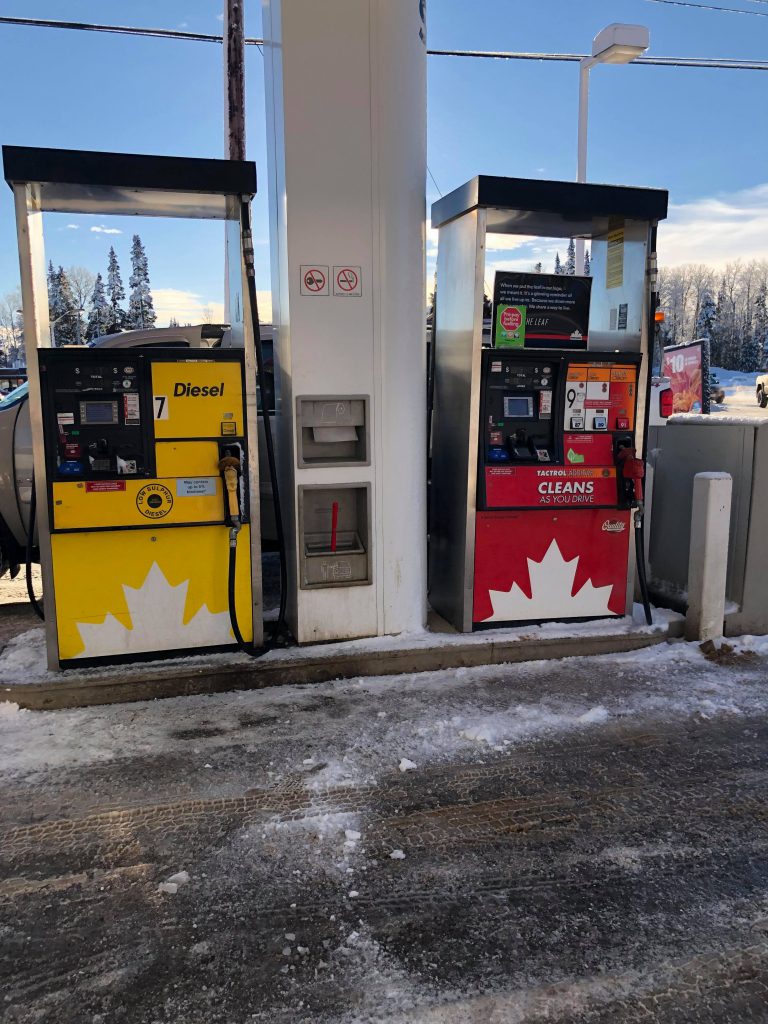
<box><xmin>482</xmin><ymin>539</ymin><xmax>614</xmax><ymax>622</ymax></box>
<box><xmin>75</xmin><ymin>562</ymin><xmax>233</xmax><ymax>659</ymax></box>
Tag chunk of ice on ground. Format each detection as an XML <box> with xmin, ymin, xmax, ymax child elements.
<box><xmin>578</xmin><ymin>706</ymin><xmax>609</xmax><ymax>724</ymax></box>
<box><xmin>166</xmin><ymin>870</ymin><xmax>190</xmax><ymax>886</ymax></box>
<box><xmin>390</xmin><ymin>849</ymin><xmax>406</xmax><ymax>860</ymax></box>
<box><xmin>345</xmin><ymin>829</ymin><xmax>361</xmax><ymax>841</ymax></box>
<box><xmin>399</xmin><ymin>758</ymin><xmax>417</xmax><ymax>772</ymax></box>
<box><xmin>158</xmin><ymin>882</ymin><xmax>178</xmax><ymax>895</ymax></box>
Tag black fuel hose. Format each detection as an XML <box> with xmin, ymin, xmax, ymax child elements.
<box><xmin>224</xmin><ymin>199</ymin><xmax>288</xmax><ymax>657</ymax></box>
<box><xmin>635</xmin><ymin>512</ymin><xmax>653</xmax><ymax>626</ymax></box>
<box><xmin>26</xmin><ymin>474</ymin><xmax>44</xmax><ymax>621</ymax></box>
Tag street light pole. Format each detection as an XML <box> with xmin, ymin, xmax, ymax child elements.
<box><xmin>575</xmin><ymin>24</ymin><xmax>649</xmax><ymax>274</ymax></box>
<box><xmin>48</xmin><ymin>307</ymin><xmax>85</xmax><ymax>347</ymax></box>
<box><xmin>575</xmin><ymin>56</ymin><xmax>596</xmax><ymax>274</ymax></box>
<box><xmin>577</xmin><ymin>57</ymin><xmax>596</xmax><ymax>185</ymax></box>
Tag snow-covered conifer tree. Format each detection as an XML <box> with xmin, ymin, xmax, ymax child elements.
<box><xmin>86</xmin><ymin>273</ymin><xmax>110</xmax><ymax>341</ymax></box>
<box><xmin>583</xmin><ymin>248</ymin><xmax>591</xmax><ymax>276</ymax></box>
<box><xmin>47</xmin><ymin>265</ymin><xmax>78</xmax><ymax>345</ymax></box>
<box><xmin>564</xmin><ymin>238</ymin><xmax>575</xmax><ymax>275</ymax></box>
<box><xmin>754</xmin><ymin>282</ymin><xmax>768</xmax><ymax>369</ymax></box>
<box><xmin>127</xmin><ymin>235</ymin><xmax>156</xmax><ymax>330</ymax></box>
<box><xmin>106</xmin><ymin>247</ymin><xmax>127</xmax><ymax>333</ymax></box>
<box><xmin>554</xmin><ymin>252</ymin><xmax>562</xmax><ymax>275</ymax></box>
<box><xmin>695</xmin><ymin>289</ymin><xmax>717</xmax><ymax>343</ymax></box>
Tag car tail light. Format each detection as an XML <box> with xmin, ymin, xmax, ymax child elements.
<box><xmin>660</xmin><ymin>388</ymin><xmax>673</xmax><ymax>418</ymax></box>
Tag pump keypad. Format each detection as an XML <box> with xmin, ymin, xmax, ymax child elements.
<box><xmin>484</xmin><ymin>359</ymin><xmax>558</xmax><ymax>464</ymax></box>
<box><xmin>40</xmin><ymin>357</ymin><xmax>150</xmax><ymax>480</ymax></box>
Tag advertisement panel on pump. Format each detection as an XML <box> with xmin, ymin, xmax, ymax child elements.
<box><xmin>492</xmin><ymin>271</ymin><xmax>593</xmax><ymax>350</ymax></box>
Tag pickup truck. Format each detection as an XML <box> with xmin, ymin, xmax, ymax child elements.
<box><xmin>757</xmin><ymin>372</ymin><xmax>768</xmax><ymax>409</ymax></box>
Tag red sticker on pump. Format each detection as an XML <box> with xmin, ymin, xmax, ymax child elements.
<box><xmin>500</xmin><ymin>307</ymin><xmax>522</xmax><ymax>333</ymax></box>
<box><xmin>85</xmin><ymin>481</ymin><xmax>126</xmax><ymax>493</ymax></box>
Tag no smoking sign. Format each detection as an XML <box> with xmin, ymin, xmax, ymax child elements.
<box><xmin>333</xmin><ymin>265</ymin><xmax>362</xmax><ymax>297</ymax></box>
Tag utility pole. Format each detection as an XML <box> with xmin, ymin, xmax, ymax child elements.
<box><xmin>223</xmin><ymin>0</ymin><xmax>246</xmax><ymax>330</ymax></box>
<box><xmin>224</xmin><ymin>0</ymin><xmax>246</xmax><ymax>160</ymax></box>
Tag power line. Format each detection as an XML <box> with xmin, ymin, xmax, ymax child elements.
<box><xmin>1</xmin><ymin>16</ymin><xmax>768</xmax><ymax>71</ymax></box>
<box><xmin>428</xmin><ymin>48</ymin><xmax>768</xmax><ymax>70</ymax></box>
<box><xmin>427</xmin><ymin>166</ymin><xmax>443</xmax><ymax>197</ymax></box>
<box><xmin>641</xmin><ymin>0</ymin><xmax>768</xmax><ymax>15</ymax></box>
<box><xmin>0</xmin><ymin>16</ymin><xmax>228</xmax><ymax>43</ymax></box>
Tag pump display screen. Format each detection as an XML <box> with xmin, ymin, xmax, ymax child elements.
<box><xmin>503</xmin><ymin>395</ymin><xmax>533</xmax><ymax>418</ymax></box>
<box><xmin>80</xmin><ymin>400</ymin><xmax>119</xmax><ymax>425</ymax></box>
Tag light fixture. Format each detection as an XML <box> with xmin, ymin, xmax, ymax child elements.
<box><xmin>591</xmin><ymin>23</ymin><xmax>650</xmax><ymax>65</ymax></box>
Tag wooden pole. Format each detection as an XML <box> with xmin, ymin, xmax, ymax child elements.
<box><xmin>223</xmin><ymin>0</ymin><xmax>246</xmax><ymax>325</ymax></box>
<box><xmin>224</xmin><ymin>0</ymin><xmax>246</xmax><ymax>160</ymax></box>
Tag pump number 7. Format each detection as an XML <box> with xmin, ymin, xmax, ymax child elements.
<box><xmin>153</xmin><ymin>395</ymin><xmax>169</xmax><ymax>420</ymax></box>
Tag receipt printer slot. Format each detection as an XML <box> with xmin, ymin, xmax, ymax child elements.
<box><xmin>297</xmin><ymin>395</ymin><xmax>369</xmax><ymax>466</ymax></box>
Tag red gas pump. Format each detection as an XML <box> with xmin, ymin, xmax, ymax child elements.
<box><xmin>471</xmin><ymin>351</ymin><xmax>643</xmax><ymax>627</ymax></box>
<box><xmin>426</xmin><ymin>174</ymin><xmax>668</xmax><ymax>634</ymax></box>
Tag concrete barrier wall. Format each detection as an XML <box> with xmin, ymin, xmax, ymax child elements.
<box><xmin>648</xmin><ymin>417</ymin><xmax>768</xmax><ymax>636</ymax></box>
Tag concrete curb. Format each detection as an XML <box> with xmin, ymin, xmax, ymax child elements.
<box><xmin>1</xmin><ymin>622</ymin><xmax>679</xmax><ymax>711</ymax></box>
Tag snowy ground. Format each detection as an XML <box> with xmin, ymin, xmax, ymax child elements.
<box><xmin>2</xmin><ymin>637</ymin><xmax>768</xmax><ymax>1022</ymax></box>
<box><xmin>709</xmin><ymin>365</ymin><xmax>766</xmax><ymax>420</ymax></box>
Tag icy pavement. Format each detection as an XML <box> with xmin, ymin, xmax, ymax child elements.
<box><xmin>2</xmin><ymin>638</ymin><xmax>768</xmax><ymax>1022</ymax></box>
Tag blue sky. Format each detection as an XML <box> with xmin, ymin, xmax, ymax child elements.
<box><xmin>1</xmin><ymin>0</ymin><xmax>766</xmax><ymax>323</ymax></box>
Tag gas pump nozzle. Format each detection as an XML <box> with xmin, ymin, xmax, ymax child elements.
<box><xmin>218</xmin><ymin>447</ymin><xmax>243</xmax><ymax>542</ymax></box>
<box><xmin>615</xmin><ymin>441</ymin><xmax>645</xmax><ymax>508</ymax></box>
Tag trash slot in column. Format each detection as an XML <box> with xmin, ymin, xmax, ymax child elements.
<box><xmin>299</xmin><ymin>483</ymin><xmax>371</xmax><ymax>588</ymax></box>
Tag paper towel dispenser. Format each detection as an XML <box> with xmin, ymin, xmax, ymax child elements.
<box><xmin>296</xmin><ymin>395</ymin><xmax>369</xmax><ymax>466</ymax></box>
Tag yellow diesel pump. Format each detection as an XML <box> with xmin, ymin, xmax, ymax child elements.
<box><xmin>4</xmin><ymin>147</ymin><xmax>275</xmax><ymax>672</ymax></box>
<box><xmin>38</xmin><ymin>347</ymin><xmax>256</xmax><ymax>666</ymax></box>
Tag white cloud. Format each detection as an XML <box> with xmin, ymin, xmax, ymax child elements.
<box><xmin>152</xmin><ymin>288</ymin><xmax>273</xmax><ymax>327</ymax></box>
<box><xmin>90</xmin><ymin>225</ymin><xmax>122</xmax><ymax>235</ymax></box>
<box><xmin>659</xmin><ymin>183</ymin><xmax>768</xmax><ymax>267</ymax></box>
<box><xmin>485</xmin><ymin>232</ymin><xmax>538</xmax><ymax>253</ymax></box>
<box><xmin>65</xmin><ymin>224</ymin><xmax>79</xmax><ymax>230</ymax></box>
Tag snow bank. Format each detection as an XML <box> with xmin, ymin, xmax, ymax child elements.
<box><xmin>0</xmin><ymin>603</ymin><xmax>680</xmax><ymax>688</ymax></box>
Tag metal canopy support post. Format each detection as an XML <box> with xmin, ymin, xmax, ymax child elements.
<box><xmin>13</xmin><ymin>183</ymin><xmax>58</xmax><ymax>668</ymax></box>
<box><xmin>428</xmin><ymin>208</ymin><xmax>487</xmax><ymax>632</ymax></box>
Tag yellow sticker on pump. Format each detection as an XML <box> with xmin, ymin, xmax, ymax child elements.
<box><xmin>151</xmin><ymin>361</ymin><xmax>244</xmax><ymax>439</ymax></box>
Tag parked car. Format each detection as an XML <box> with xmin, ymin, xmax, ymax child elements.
<box><xmin>0</xmin><ymin>324</ymin><xmax>276</xmax><ymax>580</ymax></box>
<box><xmin>709</xmin><ymin>372</ymin><xmax>725</xmax><ymax>405</ymax></box>
<box><xmin>756</xmin><ymin>370</ymin><xmax>768</xmax><ymax>409</ymax></box>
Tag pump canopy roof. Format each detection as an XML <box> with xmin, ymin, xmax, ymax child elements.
<box><xmin>431</xmin><ymin>175</ymin><xmax>668</xmax><ymax>237</ymax></box>
<box><xmin>2</xmin><ymin>146</ymin><xmax>256</xmax><ymax>219</ymax></box>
